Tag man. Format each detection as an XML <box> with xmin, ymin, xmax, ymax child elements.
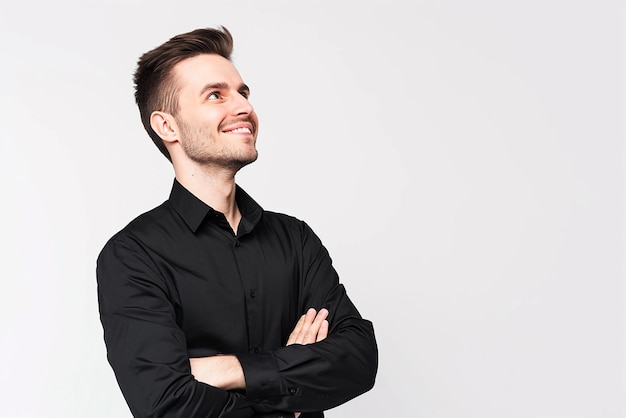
<box><xmin>97</xmin><ymin>26</ymin><xmax>377</xmax><ymax>418</ymax></box>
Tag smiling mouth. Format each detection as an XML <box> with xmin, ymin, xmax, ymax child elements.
<box><xmin>224</xmin><ymin>127</ymin><xmax>252</xmax><ymax>134</ymax></box>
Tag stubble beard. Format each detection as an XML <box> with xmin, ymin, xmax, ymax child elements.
<box><xmin>177</xmin><ymin>118</ymin><xmax>258</xmax><ymax>171</ymax></box>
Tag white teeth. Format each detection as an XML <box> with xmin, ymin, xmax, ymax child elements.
<box><xmin>226</xmin><ymin>127</ymin><xmax>251</xmax><ymax>134</ymax></box>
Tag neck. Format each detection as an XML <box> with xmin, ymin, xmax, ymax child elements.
<box><xmin>174</xmin><ymin>162</ymin><xmax>241</xmax><ymax>233</ymax></box>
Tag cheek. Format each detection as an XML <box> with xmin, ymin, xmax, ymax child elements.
<box><xmin>250</xmin><ymin>112</ymin><xmax>260</xmax><ymax>129</ymax></box>
<box><xmin>206</xmin><ymin>112</ymin><xmax>228</xmax><ymax>131</ymax></box>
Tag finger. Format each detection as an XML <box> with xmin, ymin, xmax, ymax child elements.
<box><xmin>316</xmin><ymin>320</ymin><xmax>329</xmax><ymax>342</ymax></box>
<box><xmin>288</xmin><ymin>308</ymin><xmax>316</xmax><ymax>345</ymax></box>
<box><xmin>301</xmin><ymin>308</ymin><xmax>329</xmax><ymax>344</ymax></box>
<box><xmin>296</xmin><ymin>308</ymin><xmax>318</xmax><ymax>344</ymax></box>
<box><xmin>286</xmin><ymin>314</ymin><xmax>307</xmax><ymax>345</ymax></box>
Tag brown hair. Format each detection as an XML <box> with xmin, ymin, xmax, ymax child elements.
<box><xmin>133</xmin><ymin>26</ymin><xmax>234</xmax><ymax>161</ymax></box>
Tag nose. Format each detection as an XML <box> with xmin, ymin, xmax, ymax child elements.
<box><xmin>232</xmin><ymin>91</ymin><xmax>254</xmax><ymax>116</ymax></box>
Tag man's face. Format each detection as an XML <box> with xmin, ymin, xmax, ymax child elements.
<box><xmin>172</xmin><ymin>53</ymin><xmax>259</xmax><ymax>170</ymax></box>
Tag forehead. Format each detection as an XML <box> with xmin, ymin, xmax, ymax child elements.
<box><xmin>173</xmin><ymin>54</ymin><xmax>243</xmax><ymax>92</ymax></box>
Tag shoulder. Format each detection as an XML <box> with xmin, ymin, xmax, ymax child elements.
<box><xmin>98</xmin><ymin>201</ymin><xmax>173</xmax><ymax>257</ymax></box>
<box><xmin>262</xmin><ymin>210</ymin><xmax>301</xmax><ymax>224</ymax></box>
<box><xmin>259</xmin><ymin>210</ymin><xmax>323</xmax><ymax>245</ymax></box>
<box><xmin>260</xmin><ymin>210</ymin><xmax>308</xmax><ymax>232</ymax></box>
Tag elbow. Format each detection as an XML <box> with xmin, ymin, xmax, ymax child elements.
<box><xmin>362</xmin><ymin>345</ymin><xmax>378</xmax><ymax>394</ymax></box>
<box><xmin>360</xmin><ymin>325</ymin><xmax>378</xmax><ymax>394</ymax></box>
<box><xmin>344</xmin><ymin>326</ymin><xmax>378</xmax><ymax>397</ymax></box>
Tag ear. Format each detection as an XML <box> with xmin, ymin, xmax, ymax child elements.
<box><xmin>150</xmin><ymin>111</ymin><xmax>179</xmax><ymax>144</ymax></box>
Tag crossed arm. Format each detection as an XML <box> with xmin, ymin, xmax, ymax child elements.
<box><xmin>189</xmin><ymin>308</ymin><xmax>329</xmax><ymax>418</ymax></box>
<box><xmin>189</xmin><ymin>308</ymin><xmax>329</xmax><ymax>390</ymax></box>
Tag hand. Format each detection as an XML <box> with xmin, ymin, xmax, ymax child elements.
<box><xmin>287</xmin><ymin>308</ymin><xmax>329</xmax><ymax>345</ymax></box>
<box><xmin>288</xmin><ymin>308</ymin><xmax>329</xmax><ymax>418</ymax></box>
<box><xmin>189</xmin><ymin>354</ymin><xmax>245</xmax><ymax>390</ymax></box>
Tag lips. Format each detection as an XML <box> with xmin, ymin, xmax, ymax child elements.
<box><xmin>224</xmin><ymin>126</ymin><xmax>252</xmax><ymax>134</ymax></box>
<box><xmin>222</xmin><ymin>121</ymin><xmax>255</xmax><ymax>135</ymax></box>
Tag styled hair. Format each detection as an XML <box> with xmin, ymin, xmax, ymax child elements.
<box><xmin>133</xmin><ymin>26</ymin><xmax>234</xmax><ymax>161</ymax></box>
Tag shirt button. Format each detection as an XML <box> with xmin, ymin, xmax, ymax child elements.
<box><xmin>288</xmin><ymin>387</ymin><xmax>298</xmax><ymax>395</ymax></box>
<box><xmin>253</xmin><ymin>346</ymin><xmax>260</xmax><ymax>354</ymax></box>
<box><xmin>249</xmin><ymin>290</ymin><xmax>257</xmax><ymax>299</ymax></box>
<box><xmin>235</xmin><ymin>241</ymin><xmax>241</xmax><ymax>247</ymax></box>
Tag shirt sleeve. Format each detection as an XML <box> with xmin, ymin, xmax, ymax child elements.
<box><xmin>237</xmin><ymin>221</ymin><xmax>378</xmax><ymax>415</ymax></box>
<box><xmin>97</xmin><ymin>234</ymin><xmax>267</xmax><ymax>418</ymax></box>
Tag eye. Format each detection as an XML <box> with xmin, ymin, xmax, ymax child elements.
<box><xmin>239</xmin><ymin>90</ymin><xmax>250</xmax><ymax>100</ymax></box>
<box><xmin>207</xmin><ymin>92</ymin><xmax>221</xmax><ymax>100</ymax></box>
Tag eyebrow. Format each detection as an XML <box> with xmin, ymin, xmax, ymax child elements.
<box><xmin>199</xmin><ymin>82</ymin><xmax>250</xmax><ymax>98</ymax></box>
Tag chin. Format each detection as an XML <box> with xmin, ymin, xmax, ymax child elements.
<box><xmin>229</xmin><ymin>153</ymin><xmax>258</xmax><ymax>171</ymax></box>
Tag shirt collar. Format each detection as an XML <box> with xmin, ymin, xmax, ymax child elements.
<box><xmin>169</xmin><ymin>178</ymin><xmax>263</xmax><ymax>233</ymax></box>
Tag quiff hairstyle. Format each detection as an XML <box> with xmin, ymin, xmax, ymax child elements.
<box><xmin>133</xmin><ymin>26</ymin><xmax>234</xmax><ymax>161</ymax></box>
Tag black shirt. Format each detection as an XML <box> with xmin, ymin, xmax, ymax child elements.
<box><xmin>96</xmin><ymin>179</ymin><xmax>378</xmax><ymax>418</ymax></box>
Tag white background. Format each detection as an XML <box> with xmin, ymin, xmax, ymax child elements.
<box><xmin>0</xmin><ymin>1</ymin><xmax>623</xmax><ymax>417</ymax></box>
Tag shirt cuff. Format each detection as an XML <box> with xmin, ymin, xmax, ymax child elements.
<box><xmin>237</xmin><ymin>351</ymin><xmax>281</xmax><ymax>403</ymax></box>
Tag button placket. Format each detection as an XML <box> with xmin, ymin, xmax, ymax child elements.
<box><xmin>232</xmin><ymin>234</ymin><xmax>264</xmax><ymax>363</ymax></box>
